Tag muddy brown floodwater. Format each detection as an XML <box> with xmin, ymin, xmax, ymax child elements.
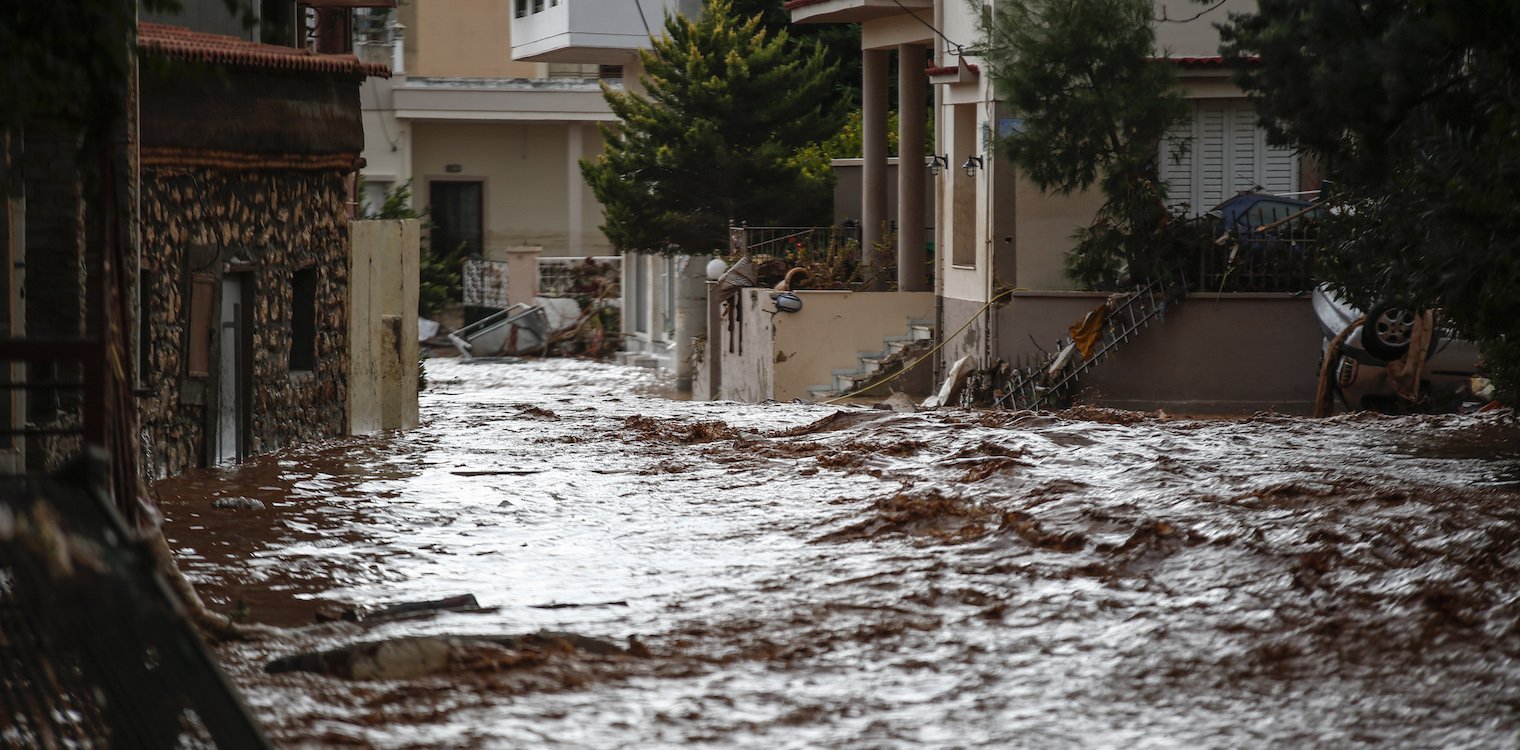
<box><xmin>153</xmin><ymin>358</ymin><xmax>1520</xmax><ymax>749</ymax></box>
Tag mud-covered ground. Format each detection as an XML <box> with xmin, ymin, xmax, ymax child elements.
<box><xmin>154</xmin><ymin>359</ymin><xmax>1520</xmax><ymax>748</ymax></box>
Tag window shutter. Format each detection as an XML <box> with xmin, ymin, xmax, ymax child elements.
<box><xmin>1157</xmin><ymin>99</ymin><xmax>1300</xmax><ymax>217</ymax></box>
<box><xmin>187</xmin><ymin>273</ymin><xmax>214</xmax><ymax>378</ymax></box>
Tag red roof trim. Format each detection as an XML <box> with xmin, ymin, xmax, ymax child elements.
<box><xmin>925</xmin><ymin>63</ymin><xmax>979</xmax><ymax>76</ymax></box>
<box><xmin>1154</xmin><ymin>55</ymin><xmax>1260</xmax><ymax>67</ymax></box>
<box><xmin>783</xmin><ymin>0</ymin><xmax>828</xmax><ymax>9</ymax></box>
<box><xmin>138</xmin><ymin>22</ymin><xmax>389</xmax><ymax>79</ymax></box>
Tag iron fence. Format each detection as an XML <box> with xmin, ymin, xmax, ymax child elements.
<box><xmin>1195</xmin><ymin>201</ymin><xmax>1321</xmax><ymax>294</ymax></box>
<box><xmin>539</xmin><ymin>256</ymin><xmax>621</xmax><ymax>299</ymax></box>
<box><xmin>728</xmin><ymin>224</ymin><xmax>862</xmax><ymax>263</ymax></box>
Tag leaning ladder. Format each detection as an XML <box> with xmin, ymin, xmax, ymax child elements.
<box><xmin>996</xmin><ymin>277</ymin><xmax>1186</xmax><ymax>411</ymax></box>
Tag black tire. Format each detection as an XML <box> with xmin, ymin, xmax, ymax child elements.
<box><xmin>1361</xmin><ymin>303</ymin><xmax>1416</xmax><ymax>361</ymax></box>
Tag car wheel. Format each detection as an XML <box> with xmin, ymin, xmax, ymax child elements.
<box><xmin>1361</xmin><ymin>303</ymin><xmax>1417</xmax><ymax>361</ymax></box>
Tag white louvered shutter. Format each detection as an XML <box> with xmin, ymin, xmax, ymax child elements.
<box><xmin>1160</xmin><ymin>99</ymin><xmax>1299</xmax><ymax>216</ymax></box>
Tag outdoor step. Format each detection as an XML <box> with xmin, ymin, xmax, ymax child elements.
<box><xmin>808</xmin><ymin>386</ymin><xmax>839</xmax><ymax>402</ymax></box>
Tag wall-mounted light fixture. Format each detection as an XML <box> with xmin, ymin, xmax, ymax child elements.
<box><xmin>445</xmin><ymin>164</ymin><xmax>463</xmax><ymax>173</ymax></box>
<box><xmin>962</xmin><ymin>155</ymin><xmax>984</xmax><ymax>177</ymax></box>
<box><xmin>926</xmin><ymin>154</ymin><xmax>950</xmax><ymax>175</ymax></box>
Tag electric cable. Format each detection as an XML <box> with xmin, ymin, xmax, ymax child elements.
<box><xmin>889</xmin><ymin>0</ymin><xmax>966</xmax><ymax>55</ymax></box>
<box><xmin>1156</xmin><ymin>0</ymin><xmax>1228</xmax><ymax>24</ymax></box>
<box><xmin>822</xmin><ymin>286</ymin><xmax>1022</xmax><ymax>404</ymax></box>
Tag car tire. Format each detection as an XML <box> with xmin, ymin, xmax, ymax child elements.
<box><xmin>1361</xmin><ymin>303</ymin><xmax>1417</xmax><ymax>361</ymax></box>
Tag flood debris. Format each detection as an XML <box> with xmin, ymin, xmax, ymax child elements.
<box><xmin>264</xmin><ymin>631</ymin><xmax>646</xmax><ymax>680</ymax></box>
<box><xmin>815</xmin><ymin>492</ymin><xmax>1001</xmax><ymax>544</ymax></box>
<box><xmin>154</xmin><ymin>360</ymin><xmax>1520</xmax><ymax>747</ymax></box>
<box><xmin>211</xmin><ymin>496</ymin><xmax>266</xmax><ymax>510</ymax></box>
<box><xmin>314</xmin><ymin>594</ymin><xmax>494</xmax><ymax>624</ymax></box>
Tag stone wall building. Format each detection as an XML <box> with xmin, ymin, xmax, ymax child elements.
<box><xmin>136</xmin><ymin>22</ymin><xmax>388</xmax><ymax>477</ymax></box>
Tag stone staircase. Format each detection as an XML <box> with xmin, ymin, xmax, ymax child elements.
<box><xmin>808</xmin><ymin>318</ymin><xmax>935</xmax><ymax>401</ymax></box>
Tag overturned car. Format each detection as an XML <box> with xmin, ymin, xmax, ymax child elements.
<box><xmin>1312</xmin><ymin>286</ymin><xmax>1487</xmax><ymax>411</ymax></box>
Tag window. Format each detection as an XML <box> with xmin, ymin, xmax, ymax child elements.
<box><xmin>360</xmin><ymin>179</ymin><xmax>391</xmax><ymax>218</ymax></box>
<box><xmin>289</xmin><ymin>268</ymin><xmax>317</xmax><ymax>371</ymax></box>
<box><xmin>599</xmin><ymin>65</ymin><xmax>624</xmax><ymax>81</ymax></box>
<box><xmin>515</xmin><ymin>0</ymin><xmax>528</xmax><ymax>18</ymax></box>
<box><xmin>533</xmin><ymin>0</ymin><xmax>544</xmax><ymax>13</ymax></box>
<box><xmin>138</xmin><ymin>272</ymin><xmax>151</xmax><ymax>386</ymax></box>
<box><xmin>547</xmin><ymin>63</ymin><xmax>599</xmax><ymax>79</ymax></box>
<box><xmin>1160</xmin><ymin>99</ymin><xmax>1298</xmax><ymax>216</ymax></box>
<box><xmin>951</xmin><ymin>104</ymin><xmax>977</xmax><ymax>268</ymax></box>
<box><xmin>429</xmin><ymin>181</ymin><xmax>484</xmax><ymax>259</ymax></box>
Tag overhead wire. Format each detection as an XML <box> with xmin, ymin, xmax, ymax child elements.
<box><xmin>889</xmin><ymin>0</ymin><xmax>966</xmax><ymax>55</ymax></box>
<box><xmin>1156</xmin><ymin>0</ymin><xmax>1229</xmax><ymax>23</ymax></box>
<box><xmin>822</xmin><ymin>287</ymin><xmax>1022</xmax><ymax>405</ymax></box>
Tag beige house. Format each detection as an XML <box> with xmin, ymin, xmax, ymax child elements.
<box><xmin>358</xmin><ymin>1</ymin><xmax>615</xmax><ymax>263</ymax></box>
<box><xmin>506</xmin><ymin>0</ymin><xmax>704</xmax><ymax>372</ymax></box>
<box><xmin>788</xmin><ymin>0</ymin><xmax>1324</xmax><ymax>414</ymax></box>
<box><xmin>359</xmin><ymin>0</ymin><xmax>706</xmax><ymax>371</ymax></box>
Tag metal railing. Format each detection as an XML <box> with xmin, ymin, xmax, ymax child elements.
<box><xmin>1196</xmin><ymin>202</ymin><xmax>1321</xmax><ymax>293</ymax></box>
<box><xmin>728</xmin><ymin>224</ymin><xmax>862</xmax><ymax>262</ymax></box>
<box><xmin>539</xmin><ymin>256</ymin><xmax>620</xmax><ymax>299</ymax></box>
<box><xmin>995</xmin><ymin>276</ymin><xmax>1186</xmax><ymax>411</ymax></box>
<box><xmin>0</xmin><ymin>339</ymin><xmax>101</xmax><ymax>476</ymax></box>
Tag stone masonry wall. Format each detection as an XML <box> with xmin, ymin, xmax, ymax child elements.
<box><xmin>139</xmin><ymin>165</ymin><xmax>349</xmax><ymax>478</ymax></box>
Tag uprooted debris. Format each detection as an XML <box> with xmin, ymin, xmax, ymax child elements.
<box><xmin>265</xmin><ymin>631</ymin><xmax>650</xmax><ymax>680</ymax></box>
<box><xmin>314</xmin><ymin>594</ymin><xmax>496</xmax><ymax>624</ymax></box>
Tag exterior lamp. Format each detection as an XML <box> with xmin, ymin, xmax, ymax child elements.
<box><xmin>962</xmin><ymin>155</ymin><xmax>984</xmax><ymax>177</ymax></box>
<box><xmin>927</xmin><ymin>154</ymin><xmax>950</xmax><ymax>175</ymax></box>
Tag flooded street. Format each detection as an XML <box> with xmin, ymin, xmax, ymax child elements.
<box><xmin>154</xmin><ymin>358</ymin><xmax>1520</xmax><ymax>748</ymax></box>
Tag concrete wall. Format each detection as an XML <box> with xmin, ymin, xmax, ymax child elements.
<box><xmin>991</xmin><ymin>292</ymin><xmax>1321</xmax><ymax>415</ymax></box>
<box><xmin>831</xmin><ymin>158</ymin><xmax>935</xmax><ymax>230</ymax></box>
<box><xmin>349</xmin><ymin>219</ymin><xmax>420</xmax><ymax>434</ymax></box>
<box><xmin>406</xmin><ymin>0</ymin><xmax>540</xmax><ymax>79</ymax></box>
<box><xmin>410</xmin><ymin>121</ymin><xmax>609</xmax><ymax>258</ymax></box>
<box><xmin>1154</xmin><ymin>0</ymin><xmax>1258</xmax><ymax>56</ymax></box>
<box><xmin>717</xmin><ymin>289</ymin><xmax>934</xmax><ymax>403</ymax></box>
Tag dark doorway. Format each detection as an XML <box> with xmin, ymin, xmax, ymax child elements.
<box><xmin>429</xmin><ymin>181</ymin><xmax>483</xmax><ymax>260</ymax></box>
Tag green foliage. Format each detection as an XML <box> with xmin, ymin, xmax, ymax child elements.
<box><xmin>581</xmin><ymin>0</ymin><xmax>846</xmax><ymax>255</ymax></box>
<box><xmin>811</xmin><ymin>109</ymin><xmax>937</xmax><ymax>159</ymax></box>
<box><xmin>364</xmin><ymin>179</ymin><xmax>459</xmax><ymax>317</ymax></box>
<box><xmin>976</xmin><ymin>0</ymin><xmax>1187</xmax><ymax>288</ymax></box>
<box><xmin>1221</xmin><ymin>1</ymin><xmax>1520</xmax><ymax>402</ymax></box>
<box><xmin>726</xmin><ymin>0</ymin><xmax>861</xmax><ymax>106</ymax></box>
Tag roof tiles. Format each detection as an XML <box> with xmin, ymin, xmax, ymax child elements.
<box><xmin>138</xmin><ymin>21</ymin><xmax>390</xmax><ymax>79</ymax></box>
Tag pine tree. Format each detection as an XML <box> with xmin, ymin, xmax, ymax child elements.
<box><xmin>581</xmin><ymin>0</ymin><xmax>845</xmax><ymax>255</ymax></box>
<box><xmin>978</xmin><ymin>0</ymin><xmax>1186</xmax><ymax>288</ymax></box>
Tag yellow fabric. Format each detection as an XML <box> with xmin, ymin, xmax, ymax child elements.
<box><xmin>1068</xmin><ymin>304</ymin><xmax>1109</xmax><ymax>360</ymax></box>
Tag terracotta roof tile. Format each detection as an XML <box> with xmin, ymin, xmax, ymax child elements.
<box><xmin>925</xmin><ymin>63</ymin><xmax>978</xmax><ymax>76</ymax></box>
<box><xmin>138</xmin><ymin>21</ymin><xmax>389</xmax><ymax>79</ymax></box>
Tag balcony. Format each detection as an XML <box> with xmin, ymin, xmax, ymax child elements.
<box><xmin>784</xmin><ymin>0</ymin><xmax>932</xmax><ymax>25</ymax></box>
<box><xmin>510</xmin><ymin>0</ymin><xmax>701</xmax><ymax>64</ymax></box>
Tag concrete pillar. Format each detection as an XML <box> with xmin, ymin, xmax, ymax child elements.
<box><xmin>504</xmin><ymin>245</ymin><xmax>541</xmax><ymax>307</ymax></box>
<box><xmin>898</xmin><ymin>43</ymin><xmax>928</xmax><ymax>292</ymax></box>
<box><xmin>673</xmin><ymin>255</ymin><xmax>708</xmax><ymax>392</ymax></box>
<box><xmin>567</xmin><ymin>122</ymin><xmax>583</xmax><ymax>256</ymax></box>
<box><xmin>703</xmin><ymin>280</ymin><xmax>722</xmax><ymax>400</ymax></box>
<box><xmin>861</xmin><ymin>48</ymin><xmax>889</xmax><ymax>284</ymax></box>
